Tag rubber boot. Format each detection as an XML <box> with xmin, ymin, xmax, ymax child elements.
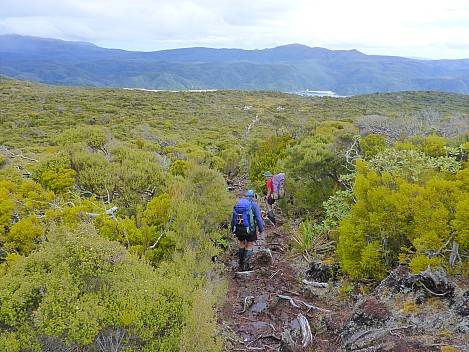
<box><xmin>267</xmin><ymin>210</ymin><xmax>276</xmax><ymax>225</ymax></box>
<box><xmin>244</xmin><ymin>250</ymin><xmax>253</xmax><ymax>271</ymax></box>
<box><xmin>238</xmin><ymin>248</ymin><xmax>246</xmax><ymax>269</ymax></box>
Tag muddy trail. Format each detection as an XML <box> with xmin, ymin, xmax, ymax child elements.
<box><xmin>218</xmin><ymin>180</ymin><xmax>469</xmax><ymax>352</ymax></box>
<box><xmin>219</xmin><ymin>180</ymin><xmax>339</xmax><ymax>352</ymax></box>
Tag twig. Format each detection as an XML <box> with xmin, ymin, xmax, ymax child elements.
<box><xmin>236</xmin><ymin>296</ymin><xmax>254</xmax><ymax>314</ymax></box>
<box><xmin>346</xmin><ymin>328</ymin><xmax>375</xmax><ymax>346</ymax></box>
<box><xmin>270</xmin><ymin>269</ymin><xmax>281</xmax><ymax>279</ymax></box>
<box><xmin>261</xmin><ymin>334</ymin><xmax>282</xmax><ymax>341</ymax></box>
<box><xmin>299</xmin><ymin>300</ymin><xmax>332</xmax><ymax>313</ymax></box>
<box><xmin>284</xmin><ymin>290</ymin><xmax>301</xmax><ymax>296</ymax></box>
<box><xmin>246</xmin><ymin>334</ymin><xmax>263</xmax><ymax>347</ymax></box>
<box><xmin>238</xmin><ymin>316</ymin><xmax>256</xmax><ymax>322</ymax></box>
<box><xmin>417</xmin><ymin>279</ymin><xmax>451</xmax><ymax>296</ymax></box>
<box><xmin>389</xmin><ymin>324</ymin><xmax>414</xmax><ymax>337</ymax></box>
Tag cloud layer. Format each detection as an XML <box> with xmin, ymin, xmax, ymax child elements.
<box><xmin>1</xmin><ymin>0</ymin><xmax>469</xmax><ymax>59</ymax></box>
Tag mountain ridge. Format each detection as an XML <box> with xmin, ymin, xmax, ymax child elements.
<box><xmin>1</xmin><ymin>34</ymin><xmax>469</xmax><ymax>95</ymax></box>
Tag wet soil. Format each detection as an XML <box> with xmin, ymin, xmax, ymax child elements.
<box><xmin>219</xmin><ymin>179</ymin><xmax>469</xmax><ymax>352</ymax></box>
<box><xmin>219</xmin><ymin>180</ymin><xmax>339</xmax><ymax>351</ymax></box>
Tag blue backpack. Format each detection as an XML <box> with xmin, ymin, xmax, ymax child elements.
<box><xmin>231</xmin><ymin>198</ymin><xmax>255</xmax><ymax>234</ymax></box>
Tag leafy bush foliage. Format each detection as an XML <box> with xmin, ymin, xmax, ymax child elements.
<box><xmin>2</xmin><ymin>79</ymin><xmax>469</xmax><ymax>349</ymax></box>
<box><xmin>338</xmin><ymin>148</ymin><xmax>468</xmax><ymax>281</ymax></box>
<box><xmin>281</xmin><ymin>121</ymin><xmax>358</xmax><ymax>217</ymax></box>
<box><xmin>0</xmin><ymin>224</ymin><xmax>225</xmax><ymax>351</ymax></box>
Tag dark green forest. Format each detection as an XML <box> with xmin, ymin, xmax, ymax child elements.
<box><xmin>0</xmin><ymin>78</ymin><xmax>468</xmax><ymax>351</ymax></box>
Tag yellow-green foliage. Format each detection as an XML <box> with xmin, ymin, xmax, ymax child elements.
<box><xmin>32</xmin><ymin>151</ymin><xmax>72</xmax><ymax>191</ymax></box>
<box><xmin>72</xmin><ymin>149</ymin><xmax>115</xmax><ymax>196</ymax></box>
<box><xmin>219</xmin><ymin>145</ymin><xmax>241</xmax><ymax>176</ymax></box>
<box><xmin>2</xmin><ymin>80</ymin><xmax>469</xmax><ymax>346</ymax></box>
<box><xmin>169</xmin><ymin>163</ymin><xmax>234</xmax><ymax>248</ymax></box>
<box><xmin>5</xmin><ymin>217</ymin><xmax>42</xmax><ymax>255</ymax></box>
<box><xmin>409</xmin><ymin>255</ymin><xmax>443</xmax><ymax>273</ymax></box>
<box><xmin>441</xmin><ymin>346</ymin><xmax>465</xmax><ymax>352</ymax></box>
<box><xmin>40</xmin><ymin>167</ymin><xmax>76</xmax><ymax>194</ymax></box>
<box><xmin>98</xmin><ymin>216</ymin><xmax>141</xmax><ymax>247</ymax></box>
<box><xmin>452</xmin><ymin>197</ymin><xmax>469</xmax><ymax>249</ymax></box>
<box><xmin>55</xmin><ymin>125</ymin><xmax>109</xmax><ymax>149</ymax></box>
<box><xmin>0</xmin><ymin>224</ymin><xmax>226</xmax><ymax>351</ymax></box>
<box><xmin>248</xmin><ymin>133</ymin><xmax>296</xmax><ymax>190</ymax></box>
<box><xmin>141</xmin><ymin>192</ymin><xmax>171</xmax><ymax>227</ymax></box>
<box><xmin>0</xmin><ymin>155</ymin><xmax>7</xmax><ymax>167</ymax></box>
<box><xmin>338</xmin><ymin>147</ymin><xmax>468</xmax><ymax>281</ymax></box>
<box><xmin>0</xmin><ymin>181</ymin><xmax>15</xmax><ymax>235</ymax></box>
<box><xmin>360</xmin><ymin>134</ymin><xmax>387</xmax><ymax>159</ymax></box>
<box><xmin>281</xmin><ymin>121</ymin><xmax>358</xmax><ymax>216</ymax></box>
<box><xmin>170</xmin><ymin>159</ymin><xmax>189</xmax><ymax>176</ymax></box>
<box><xmin>398</xmin><ymin>135</ymin><xmax>447</xmax><ymax>157</ymax></box>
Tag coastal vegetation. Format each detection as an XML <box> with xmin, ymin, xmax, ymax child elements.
<box><xmin>0</xmin><ymin>78</ymin><xmax>468</xmax><ymax>350</ymax></box>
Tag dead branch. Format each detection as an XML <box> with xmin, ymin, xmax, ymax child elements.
<box><xmin>236</xmin><ymin>296</ymin><xmax>254</xmax><ymax>314</ymax></box>
<box><xmin>261</xmin><ymin>334</ymin><xmax>281</xmax><ymax>341</ymax></box>
<box><xmin>145</xmin><ymin>220</ymin><xmax>172</xmax><ymax>253</ymax></box>
<box><xmin>0</xmin><ymin>146</ymin><xmax>38</xmax><ymax>162</ymax></box>
<box><xmin>298</xmin><ymin>313</ymin><xmax>313</xmax><ymax>348</ymax></box>
<box><xmin>345</xmin><ymin>328</ymin><xmax>378</xmax><ymax>347</ymax></box>
<box><xmin>346</xmin><ymin>325</ymin><xmax>415</xmax><ymax>348</ymax></box>
<box><xmin>449</xmin><ymin>241</ymin><xmax>462</xmax><ymax>267</ymax></box>
<box><xmin>276</xmin><ymin>294</ymin><xmax>301</xmax><ymax>308</ymax></box>
<box><xmin>435</xmin><ymin>237</ymin><xmax>452</xmax><ymax>257</ymax></box>
<box><xmin>299</xmin><ymin>300</ymin><xmax>332</xmax><ymax>313</ymax></box>
<box><xmin>302</xmin><ymin>278</ymin><xmax>329</xmax><ymax>288</ymax></box>
<box><xmin>345</xmin><ymin>138</ymin><xmax>362</xmax><ymax>171</ymax></box>
<box><xmin>417</xmin><ymin>279</ymin><xmax>451</xmax><ymax>296</ymax></box>
<box><xmin>246</xmin><ymin>334</ymin><xmax>263</xmax><ymax>347</ymax></box>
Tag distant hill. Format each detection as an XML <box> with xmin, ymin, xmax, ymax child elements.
<box><xmin>1</xmin><ymin>34</ymin><xmax>469</xmax><ymax>95</ymax></box>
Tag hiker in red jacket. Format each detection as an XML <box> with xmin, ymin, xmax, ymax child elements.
<box><xmin>263</xmin><ymin>171</ymin><xmax>276</xmax><ymax>224</ymax></box>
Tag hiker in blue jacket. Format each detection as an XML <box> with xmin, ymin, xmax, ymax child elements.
<box><xmin>231</xmin><ymin>190</ymin><xmax>264</xmax><ymax>271</ymax></box>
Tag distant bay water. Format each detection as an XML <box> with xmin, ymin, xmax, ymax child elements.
<box><xmin>293</xmin><ymin>90</ymin><xmax>347</xmax><ymax>97</ymax></box>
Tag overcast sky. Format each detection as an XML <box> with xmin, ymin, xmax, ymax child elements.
<box><xmin>1</xmin><ymin>0</ymin><xmax>469</xmax><ymax>60</ymax></box>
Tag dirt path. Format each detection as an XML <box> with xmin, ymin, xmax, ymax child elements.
<box><xmin>219</xmin><ymin>179</ymin><xmax>469</xmax><ymax>352</ymax></box>
<box><xmin>219</xmin><ymin>180</ymin><xmax>338</xmax><ymax>351</ymax></box>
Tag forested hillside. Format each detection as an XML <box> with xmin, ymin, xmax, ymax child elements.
<box><xmin>3</xmin><ymin>35</ymin><xmax>469</xmax><ymax>95</ymax></box>
<box><xmin>0</xmin><ymin>78</ymin><xmax>468</xmax><ymax>351</ymax></box>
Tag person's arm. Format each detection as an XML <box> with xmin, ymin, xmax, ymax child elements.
<box><xmin>252</xmin><ymin>202</ymin><xmax>264</xmax><ymax>234</ymax></box>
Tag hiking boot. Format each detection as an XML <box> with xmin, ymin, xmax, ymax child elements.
<box><xmin>243</xmin><ymin>250</ymin><xmax>253</xmax><ymax>271</ymax></box>
<box><xmin>237</xmin><ymin>247</ymin><xmax>246</xmax><ymax>269</ymax></box>
<box><xmin>267</xmin><ymin>210</ymin><xmax>276</xmax><ymax>225</ymax></box>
